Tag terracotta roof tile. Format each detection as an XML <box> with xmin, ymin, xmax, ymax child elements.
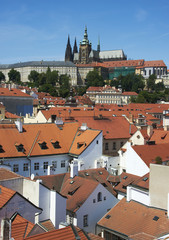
<box><xmin>150</xmin><ymin>129</ymin><xmax>169</xmax><ymax>144</ymax></box>
<box><xmin>0</xmin><ymin>122</ymin><xmax>79</xmax><ymax>158</ymax></box>
<box><xmin>98</xmin><ymin>198</ymin><xmax>169</xmax><ymax>238</ymax></box>
<box><xmin>11</xmin><ymin>213</ymin><xmax>35</xmax><ymax>240</ymax></box>
<box><xmin>0</xmin><ymin>88</ymin><xmax>32</xmax><ymax>98</ymax></box>
<box><xmin>24</xmin><ymin>225</ymin><xmax>89</xmax><ymax>240</ymax></box>
<box><xmin>122</xmin><ymin>92</ymin><xmax>138</xmax><ymax>96</ymax></box>
<box><xmin>132</xmin><ymin>173</ymin><xmax>149</xmax><ymax>190</ymax></box>
<box><xmin>0</xmin><ymin>184</ymin><xmax>16</xmax><ymax>209</ymax></box>
<box><xmin>39</xmin><ymin>219</ymin><xmax>55</xmax><ymax>231</ymax></box>
<box><xmin>114</xmin><ymin>172</ymin><xmax>140</xmax><ymax>194</ymax></box>
<box><xmin>132</xmin><ymin>143</ymin><xmax>169</xmax><ymax>166</ymax></box>
<box><xmin>0</xmin><ymin>168</ymin><xmax>22</xmax><ymax>180</ymax></box>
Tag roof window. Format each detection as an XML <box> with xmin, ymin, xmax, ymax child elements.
<box><xmin>15</xmin><ymin>143</ymin><xmax>24</xmax><ymax>152</ymax></box>
<box><xmin>85</xmin><ymin>172</ymin><xmax>89</xmax><ymax>176</ymax></box>
<box><xmin>0</xmin><ymin>145</ymin><xmax>4</xmax><ymax>153</ymax></box>
<box><xmin>123</xmin><ymin>176</ymin><xmax>128</xmax><ymax>180</ymax></box>
<box><xmin>38</xmin><ymin>141</ymin><xmax>48</xmax><ymax>149</ymax></box>
<box><xmin>105</xmin><ymin>215</ymin><xmax>111</xmax><ymax>219</ymax></box>
<box><xmin>51</xmin><ymin>140</ymin><xmax>61</xmax><ymax>149</ymax></box>
<box><xmin>70</xmin><ymin>180</ymin><xmax>75</xmax><ymax>184</ymax></box>
<box><xmin>153</xmin><ymin>216</ymin><xmax>159</xmax><ymax>221</ymax></box>
<box><xmin>143</xmin><ymin>177</ymin><xmax>148</xmax><ymax>181</ymax></box>
<box><xmin>77</xmin><ymin>142</ymin><xmax>86</xmax><ymax>149</ymax></box>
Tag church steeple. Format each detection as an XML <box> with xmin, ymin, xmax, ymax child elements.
<box><xmin>81</xmin><ymin>26</ymin><xmax>89</xmax><ymax>45</ymax></box>
<box><xmin>65</xmin><ymin>35</ymin><xmax>73</xmax><ymax>62</ymax></box>
<box><xmin>73</xmin><ymin>38</ymin><xmax>78</xmax><ymax>58</ymax></box>
<box><xmin>97</xmin><ymin>35</ymin><xmax>100</xmax><ymax>52</ymax></box>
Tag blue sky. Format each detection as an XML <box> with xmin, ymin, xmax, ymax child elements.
<box><xmin>0</xmin><ymin>0</ymin><xmax>169</xmax><ymax>68</ymax></box>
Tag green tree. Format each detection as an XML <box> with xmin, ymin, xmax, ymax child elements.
<box><xmin>0</xmin><ymin>71</ymin><xmax>5</xmax><ymax>82</ymax></box>
<box><xmin>46</xmin><ymin>69</ymin><xmax>59</xmax><ymax>86</ymax></box>
<box><xmin>155</xmin><ymin>82</ymin><xmax>165</xmax><ymax>92</ymax></box>
<box><xmin>38</xmin><ymin>73</ymin><xmax>47</xmax><ymax>86</ymax></box>
<box><xmin>8</xmin><ymin>68</ymin><xmax>21</xmax><ymax>84</ymax></box>
<box><xmin>147</xmin><ymin>74</ymin><xmax>156</xmax><ymax>91</ymax></box>
<box><xmin>28</xmin><ymin>70</ymin><xmax>39</xmax><ymax>84</ymax></box>
<box><xmin>86</xmin><ymin>69</ymin><xmax>104</xmax><ymax>87</ymax></box>
<box><xmin>155</xmin><ymin>156</ymin><xmax>162</xmax><ymax>165</ymax></box>
<box><xmin>59</xmin><ymin>74</ymin><xmax>71</xmax><ymax>98</ymax></box>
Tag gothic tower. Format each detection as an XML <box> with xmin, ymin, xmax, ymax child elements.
<box><xmin>73</xmin><ymin>38</ymin><xmax>78</xmax><ymax>61</ymax></box>
<box><xmin>79</xmin><ymin>26</ymin><xmax>92</xmax><ymax>64</ymax></box>
<box><xmin>65</xmin><ymin>35</ymin><xmax>73</xmax><ymax>62</ymax></box>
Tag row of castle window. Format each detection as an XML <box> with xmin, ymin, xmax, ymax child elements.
<box><xmin>13</xmin><ymin>160</ymin><xmax>66</xmax><ymax>173</ymax></box>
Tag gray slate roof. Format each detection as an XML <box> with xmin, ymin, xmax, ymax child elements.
<box><xmin>0</xmin><ymin>61</ymin><xmax>76</xmax><ymax>69</ymax></box>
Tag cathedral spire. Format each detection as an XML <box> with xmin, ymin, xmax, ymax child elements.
<box><xmin>65</xmin><ymin>35</ymin><xmax>73</xmax><ymax>62</ymax></box>
<box><xmin>81</xmin><ymin>26</ymin><xmax>89</xmax><ymax>45</ymax></box>
<box><xmin>97</xmin><ymin>35</ymin><xmax>100</xmax><ymax>52</ymax></box>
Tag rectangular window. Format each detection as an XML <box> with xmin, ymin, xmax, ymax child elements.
<box><xmin>23</xmin><ymin>163</ymin><xmax>28</xmax><ymax>171</ymax></box>
<box><xmin>13</xmin><ymin>164</ymin><xmax>19</xmax><ymax>172</ymax></box>
<box><xmin>43</xmin><ymin>162</ymin><xmax>48</xmax><ymax>170</ymax></box>
<box><xmin>120</xmin><ymin>141</ymin><xmax>124</xmax><ymax>148</ymax></box>
<box><xmin>105</xmin><ymin>143</ymin><xmax>109</xmax><ymax>150</ymax></box>
<box><xmin>34</xmin><ymin>162</ymin><xmax>39</xmax><ymax>170</ymax></box>
<box><xmin>52</xmin><ymin>161</ymin><xmax>57</xmax><ymax>168</ymax></box>
<box><xmin>83</xmin><ymin>215</ymin><xmax>88</xmax><ymax>227</ymax></box>
<box><xmin>61</xmin><ymin>160</ymin><xmax>66</xmax><ymax>168</ymax></box>
<box><xmin>113</xmin><ymin>142</ymin><xmax>116</xmax><ymax>150</ymax></box>
<box><xmin>149</xmin><ymin>70</ymin><xmax>151</xmax><ymax>75</ymax></box>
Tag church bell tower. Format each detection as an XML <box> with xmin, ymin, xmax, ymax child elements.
<box><xmin>79</xmin><ymin>26</ymin><xmax>92</xmax><ymax>64</ymax></box>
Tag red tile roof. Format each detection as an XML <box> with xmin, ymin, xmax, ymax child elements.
<box><xmin>0</xmin><ymin>168</ymin><xmax>22</xmax><ymax>180</ymax></box>
<box><xmin>24</xmin><ymin>225</ymin><xmax>89</xmax><ymax>240</ymax></box>
<box><xmin>5</xmin><ymin>110</ymin><xmax>22</xmax><ymax>119</ymax></box>
<box><xmin>143</xmin><ymin>60</ymin><xmax>166</xmax><ymax>67</ymax></box>
<box><xmin>98</xmin><ymin>198</ymin><xmax>169</xmax><ymax>238</ymax></box>
<box><xmin>39</xmin><ymin>219</ymin><xmax>55</xmax><ymax>231</ymax></box>
<box><xmin>132</xmin><ymin>143</ymin><xmax>169</xmax><ymax>166</ymax></box>
<box><xmin>150</xmin><ymin>129</ymin><xmax>169</xmax><ymax>144</ymax></box>
<box><xmin>0</xmin><ymin>122</ymin><xmax>79</xmax><ymax>158</ymax></box>
<box><xmin>102</xmin><ymin>59</ymin><xmax>144</xmax><ymax>68</ymax></box>
<box><xmin>122</xmin><ymin>92</ymin><xmax>138</xmax><ymax>96</ymax></box>
<box><xmin>11</xmin><ymin>213</ymin><xmax>35</xmax><ymax>240</ymax></box>
<box><xmin>114</xmin><ymin>172</ymin><xmax>140</xmax><ymax>194</ymax></box>
<box><xmin>0</xmin><ymin>184</ymin><xmax>16</xmax><ymax>209</ymax></box>
<box><xmin>0</xmin><ymin>88</ymin><xmax>32</xmax><ymax>98</ymax></box>
<box><xmin>132</xmin><ymin>173</ymin><xmax>149</xmax><ymax>190</ymax></box>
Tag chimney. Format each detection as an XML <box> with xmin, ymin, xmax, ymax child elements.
<box><xmin>15</xmin><ymin>119</ymin><xmax>23</xmax><ymax>133</ymax></box>
<box><xmin>147</xmin><ymin>125</ymin><xmax>153</xmax><ymax>138</ymax></box>
<box><xmin>70</xmin><ymin>160</ymin><xmax>78</xmax><ymax>178</ymax></box>
<box><xmin>1</xmin><ymin>218</ymin><xmax>11</xmax><ymax>240</ymax></box>
<box><xmin>80</xmin><ymin>123</ymin><xmax>88</xmax><ymax>131</ymax></box>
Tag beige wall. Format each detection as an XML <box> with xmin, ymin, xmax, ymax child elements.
<box><xmin>149</xmin><ymin>164</ymin><xmax>169</xmax><ymax>210</ymax></box>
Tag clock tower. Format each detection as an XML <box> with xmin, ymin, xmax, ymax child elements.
<box><xmin>79</xmin><ymin>26</ymin><xmax>92</xmax><ymax>64</ymax></box>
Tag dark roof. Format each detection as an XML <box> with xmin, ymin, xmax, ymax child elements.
<box><xmin>0</xmin><ymin>61</ymin><xmax>76</xmax><ymax>69</ymax></box>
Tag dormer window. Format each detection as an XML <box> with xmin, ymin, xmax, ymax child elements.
<box><xmin>77</xmin><ymin>142</ymin><xmax>86</xmax><ymax>149</ymax></box>
<box><xmin>0</xmin><ymin>145</ymin><xmax>4</xmax><ymax>153</ymax></box>
<box><xmin>15</xmin><ymin>143</ymin><xmax>24</xmax><ymax>152</ymax></box>
<box><xmin>38</xmin><ymin>141</ymin><xmax>48</xmax><ymax>149</ymax></box>
<box><xmin>51</xmin><ymin>140</ymin><xmax>61</xmax><ymax>149</ymax></box>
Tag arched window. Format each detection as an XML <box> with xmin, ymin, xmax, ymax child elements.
<box><xmin>98</xmin><ymin>192</ymin><xmax>102</xmax><ymax>202</ymax></box>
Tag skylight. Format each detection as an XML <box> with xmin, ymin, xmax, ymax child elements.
<box><xmin>153</xmin><ymin>216</ymin><xmax>159</xmax><ymax>221</ymax></box>
<box><xmin>143</xmin><ymin>177</ymin><xmax>148</xmax><ymax>181</ymax></box>
<box><xmin>105</xmin><ymin>215</ymin><xmax>111</xmax><ymax>219</ymax></box>
<box><xmin>123</xmin><ymin>176</ymin><xmax>128</xmax><ymax>180</ymax></box>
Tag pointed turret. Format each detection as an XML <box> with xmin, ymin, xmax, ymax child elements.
<box><xmin>81</xmin><ymin>26</ymin><xmax>89</xmax><ymax>45</ymax></box>
<box><xmin>65</xmin><ymin>35</ymin><xmax>73</xmax><ymax>62</ymax></box>
<box><xmin>73</xmin><ymin>38</ymin><xmax>78</xmax><ymax>57</ymax></box>
<box><xmin>97</xmin><ymin>35</ymin><xmax>100</xmax><ymax>52</ymax></box>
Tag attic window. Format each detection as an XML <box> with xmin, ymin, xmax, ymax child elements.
<box><xmin>70</xmin><ymin>180</ymin><xmax>74</xmax><ymax>184</ymax></box>
<box><xmin>0</xmin><ymin>145</ymin><xmax>4</xmax><ymax>153</ymax></box>
<box><xmin>143</xmin><ymin>177</ymin><xmax>148</xmax><ymax>181</ymax></box>
<box><xmin>38</xmin><ymin>141</ymin><xmax>48</xmax><ymax>149</ymax></box>
<box><xmin>105</xmin><ymin>215</ymin><xmax>111</xmax><ymax>219</ymax></box>
<box><xmin>153</xmin><ymin>216</ymin><xmax>159</xmax><ymax>221</ymax></box>
<box><xmin>77</xmin><ymin>142</ymin><xmax>86</xmax><ymax>149</ymax></box>
<box><xmin>123</xmin><ymin>176</ymin><xmax>128</xmax><ymax>180</ymax></box>
<box><xmin>68</xmin><ymin>187</ymin><xmax>79</xmax><ymax>195</ymax></box>
<box><xmin>15</xmin><ymin>143</ymin><xmax>24</xmax><ymax>152</ymax></box>
<box><xmin>85</xmin><ymin>172</ymin><xmax>89</xmax><ymax>176</ymax></box>
<box><xmin>51</xmin><ymin>140</ymin><xmax>61</xmax><ymax>149</ymax></box>
<box><xmin>99</xmin><ymin>171</ymin><xmax>103</xmax><ymax>175</ymax></box>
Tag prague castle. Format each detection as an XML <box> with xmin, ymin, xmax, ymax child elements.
<box><xmin>65</xmin><ymin>26</ymin><xmax>127</xmax><ymax>64</ymax></box>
